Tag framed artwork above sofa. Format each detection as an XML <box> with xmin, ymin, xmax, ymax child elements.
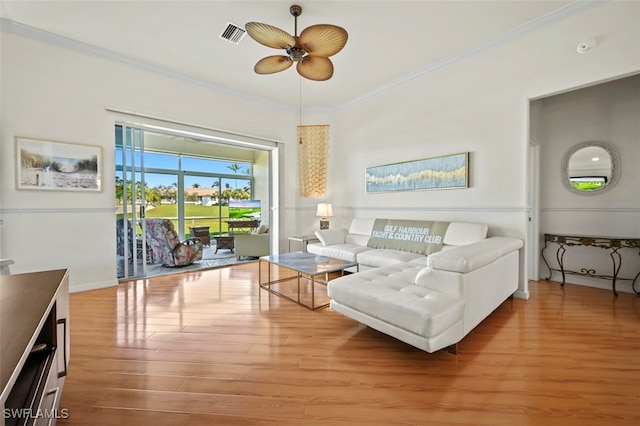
<box><xmin>365</xmin><ymin>151</ymin><xmax>468</xmax><ymax>193</ymax></box>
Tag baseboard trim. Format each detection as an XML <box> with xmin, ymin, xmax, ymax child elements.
<box><xmin>70</xmin><ymin>279</ymin><xmax>118</xmax><ymax>293</ymax></box>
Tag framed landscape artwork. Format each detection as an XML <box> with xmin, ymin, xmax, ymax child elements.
<box><xmin>366</xmin><ymin>152</ymin><xmax>469</xmax><ymax>193</ymax></box>
<box><xmin>15</xmin><ymin>136</ymin><xmax>102</xmax><ymax>192</ymax></box>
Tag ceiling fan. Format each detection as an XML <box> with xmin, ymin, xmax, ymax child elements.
<box><xmin>245</xmin><ymin>4</ymin><xmax>348</xmax><ymax>81</ymax></box>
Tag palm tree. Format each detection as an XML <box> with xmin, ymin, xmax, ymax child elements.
<box><xmin>227</xmin><ymin>163</ymin><xmax>241</xmax><ymax>189</ymax></box>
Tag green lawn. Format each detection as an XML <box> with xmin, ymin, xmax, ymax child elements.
<box><xmin>118</xmin><ymin>204</ymin><xmax>231</xmax><ymax>236</ymax></box>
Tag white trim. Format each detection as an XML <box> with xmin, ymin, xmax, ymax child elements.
<box><xmin>1</xmin><ymin>207</ymin><xmax>116</xmax><ymax>214</ymax></box>
<box><xmin>528</xmin><ymin>143</ymin><xmax>541</xmax><ymax>281</ymax></box>
<box><xmin>513</xmin><ymin>290</ymin><xmax>530</xmax><ymax>300</ymax></box>
<box><xmin>335</xmin><ymin>0</ymin><xmax>607</xmax><ymax>111</ymax></box>
<box><xmin>106</xmin><ymin>107</ymin><xmax>282</xmax><ymax>150</ymax></box>
<box><xmin>540</xmin><ymin>207</ymin><xmax>640</xmax><ymax>213</ymax></box>
<box><xmin>286</xmin><ymin>205</ymin><xmax>529</xmax><ymax>213</ymax></box>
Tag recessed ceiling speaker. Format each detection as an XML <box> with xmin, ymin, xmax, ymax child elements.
<box><xmin>577</xmin><ymin>39</ymin><xmax>597</xmax><ymax>53</ymax></box>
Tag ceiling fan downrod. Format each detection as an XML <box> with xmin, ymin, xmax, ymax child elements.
<box><xmin>288</xmin><ymin>5</ymin><xmax>305</xmax><ymax>62</ymax></box>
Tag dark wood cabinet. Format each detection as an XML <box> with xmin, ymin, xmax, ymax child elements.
<box><xmin>1</xmin><ymin>269</ymin><xmax>70</xmax><ymax>425</ymax></box>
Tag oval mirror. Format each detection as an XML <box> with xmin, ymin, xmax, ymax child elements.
<box><xmin>562</xmin><ymin>141</ymin><xmax>619</xmax><ymax>195</ymax></box>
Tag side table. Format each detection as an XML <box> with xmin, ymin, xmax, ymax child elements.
<box><xmin>288</xmin><ymin>235</ymin><xmax>320</xmax><ymax>253</ymax></box>
<box><xmin>214</xmin><ymin>236</ymin><xmax>235</xmax><ymax>253</ymax></box>
<box><xmin>189</xmin><ymin>226</ymin><xmax>211</xmax><ymax>246</ymax></box>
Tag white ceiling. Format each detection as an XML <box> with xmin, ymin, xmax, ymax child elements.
<box><xmin>1</xmin><ymin>1</ymin><xmax>597</xmax><ymax>110</ymax></box>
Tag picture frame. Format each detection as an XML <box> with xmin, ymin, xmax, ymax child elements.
<box><xmin>15</xmin><ymin>136</ymin><xmax>102</xmax><ymax>192</ymax></box>
<box><xmin>366</xmin><ymin>152</ymin><xmax>469</xmax><ymax>193</ymax></box>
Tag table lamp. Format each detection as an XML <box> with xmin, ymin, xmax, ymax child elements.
<box><xmin>316</xmin><ymin>202</ymin><xmax>333</xmax><ymax>230</ymax></box>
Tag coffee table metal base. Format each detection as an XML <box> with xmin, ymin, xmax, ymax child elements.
<box><xmin>258</xmin><ymin>252</ymin><xmax>356</xmax><ymax>310</ymax></box>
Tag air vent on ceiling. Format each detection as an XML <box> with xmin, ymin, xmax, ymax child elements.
<box><xmin>219</xmin><ymin>22</ymin><xmax>247</xmax><ymax>44</ymax></box>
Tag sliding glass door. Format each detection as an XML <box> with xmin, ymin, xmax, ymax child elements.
<box><xmin>115</xmin><ymin>126</ymin><xmax>146</xmax><ymax>278</ymax></box>
<box><xmin>115</xmin><ymin>125</ymin><xmax>259</xmax><ymax>279</ymax></box>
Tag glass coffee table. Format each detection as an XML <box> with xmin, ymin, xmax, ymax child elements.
<box><xmin>259</xmin><ymin>252</ymin><xmax>357</xmax><ymax>310</ymax></box>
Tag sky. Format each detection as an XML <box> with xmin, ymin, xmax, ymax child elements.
<box><xmin>115</xmin><ymin>148</ymin><xmax>251</xmax><ymax>189</ymax></box>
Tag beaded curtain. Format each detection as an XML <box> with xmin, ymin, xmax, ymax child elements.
<box><xmin>298</xmin><ymin>124</ymin><xmax>329</xmax><ymax>197</ymax></box>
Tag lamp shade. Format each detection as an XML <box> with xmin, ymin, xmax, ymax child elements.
<box><xmin>316</xmin><ymin>202</ymin><xmax>333</xmax><ymax>218</ymax></box>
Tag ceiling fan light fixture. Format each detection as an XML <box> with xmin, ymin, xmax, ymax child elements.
<box><xmin>287</xmin><ymin>46</ymin><xmax>306</xmax><ymax>62</ymax></box>
<box><xmin>245</xmin><ymin>4</ymin><xmax>347</xmax><ymax>80</ymax></box>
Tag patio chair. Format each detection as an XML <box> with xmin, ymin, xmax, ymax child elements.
<box><xmin>143</xmin><ymin>218</ymin><xmax>203</xmax><ymax>267</ymax></box>
<box><xmin>234</xmin><ymin>225</ymin><xmax>270</xmax><ymax>259</ymax></box>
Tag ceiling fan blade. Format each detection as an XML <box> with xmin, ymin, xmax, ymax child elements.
<box><xmin>245</xmin><ymin>22</ymin><xmax>296</xmax><ymax>49</ymax></box>
<box><xmin>254</xmin><ymin>55</ymin><xmax>293</xmax><ymax>75</ymax></box>
<box><xmin>299</xmin><ymin>24</ymin><xmax>348</xmax><ymax>57</ymax></box>
<box><xmin>297</xmin><ymin>56</ymin><xmax>334</xmax><ymax>81</ymax></box>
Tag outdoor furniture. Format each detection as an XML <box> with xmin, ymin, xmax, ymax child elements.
<box><xmin>189</xmin><ymin>226</ymin><xmax>211</xmax><ymax>246</ymax></box>
<box><xmin>226</xmin><ymin>220</ymin><xmax>260</xmax><ymax>234</ymax></box>
<box><xmin>214</xmin><ymin>236</ymin><xmax>235</xmax><ymax>253</ymax></box>
<box><xmin>143</xmin><ymin>219</ymin><xmax>203</xmax><ymax>267</ymax></box>
<box><xmin>235</xmin><ymin>233</ymin><xmax>269</xmax><ymax>258</ymax></box>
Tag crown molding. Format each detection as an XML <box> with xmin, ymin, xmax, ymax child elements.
<box><xmin>1</xmin><ymin>1</ymin><xmax>606</xmax><ymax>112</ymax></box>
<box><xmin>0</xmin><ymin>17</ymin><xmax>294</xmax><ymax>113</ymax></box>
<box><xmin>334</xmin><ymin>0</ymin><xmax>607</xmax><ymax>111</ymax></box>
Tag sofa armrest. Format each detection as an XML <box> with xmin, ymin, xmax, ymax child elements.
<box><xmin>426</xmin><ymin>237</ymin><xmax>523</xmax><ymax>274</ymax></box>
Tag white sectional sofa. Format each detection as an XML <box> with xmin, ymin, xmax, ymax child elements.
<box><xmin>307</xmin><ymin>218</ymin><xmax>523</xmax><ymax>353</ymax></box>
<box><xmin>307</xmin><ymin>218</ymin><xmax>492</xmax><ymax>271</ymax></box>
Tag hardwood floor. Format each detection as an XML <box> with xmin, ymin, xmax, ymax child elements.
<box><xmin>58</xmin><ymin>263</ymin><xmax>640</xmax><ymax>425</ymax></box>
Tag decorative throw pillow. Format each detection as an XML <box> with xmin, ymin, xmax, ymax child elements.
<box><xmin>256</xmin><ymin>224</ymin><xmax>269</xmax><ymax>234</ymax></box>
<box><xmin>315</xmin><ymin>228</ymin><xmax>348</xmax><ymax>246</ymax></box>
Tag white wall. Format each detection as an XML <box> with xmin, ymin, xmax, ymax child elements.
<box><xmin>533</xmin><ymin>75</ymin><xmax>640</xmax><ymax>293</ymax></box>
<box><xmin>2</xmin><ymin>1</ymin><xmax>639</xmax><ymax>296</ymax></box>
<box><xmin>0</xmin><ymin>34</ymin><xmax>293</xmax><ymax>291</ymax></box>
<box><xmin>294</xmin><ymin>1</ymin><xmax>640</xmax><ymax>298</ymax></box>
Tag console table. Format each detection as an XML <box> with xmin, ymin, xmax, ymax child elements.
<box><xmin>541</xmin><ymin>233</ymin><xmax>640</xmax><ymax>296</ymax></box>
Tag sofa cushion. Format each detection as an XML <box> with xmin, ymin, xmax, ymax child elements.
<box><xmin>346</xmin><ymin>233</ymin><xmax>371</xmax><ymax>246</ymax></box>
<box><xmin>345</xmin><ymin>218</ymin><xmax>376</xmax><ymax>245</ymax></box>
<box><xmin>357</xmin><ymin>249</ymin><xmax>425</xmax><ymax>268</ymax></box>
<box><xmin>307</xmin><ymin>243</ymin><xmax>372</xmax><ymax>263</ymax></box>
<box><xmin>348</xmin><ymin>218</ymin><xmax>377</xmax><ymax>235</ymax></box>
<box><xmin>315</xmin><ymin>228</ymin><xmax>348</xmax><ymax>246</ymax></box>
<box><xmin>253</xmin><ymin>224</ymin><xmax>269</xmax><ymax>234</ymax></box>
<box><xmin>442</xmin><ymin>222</ymin><xmax>488</xmax><ymax>246</ymax></box>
